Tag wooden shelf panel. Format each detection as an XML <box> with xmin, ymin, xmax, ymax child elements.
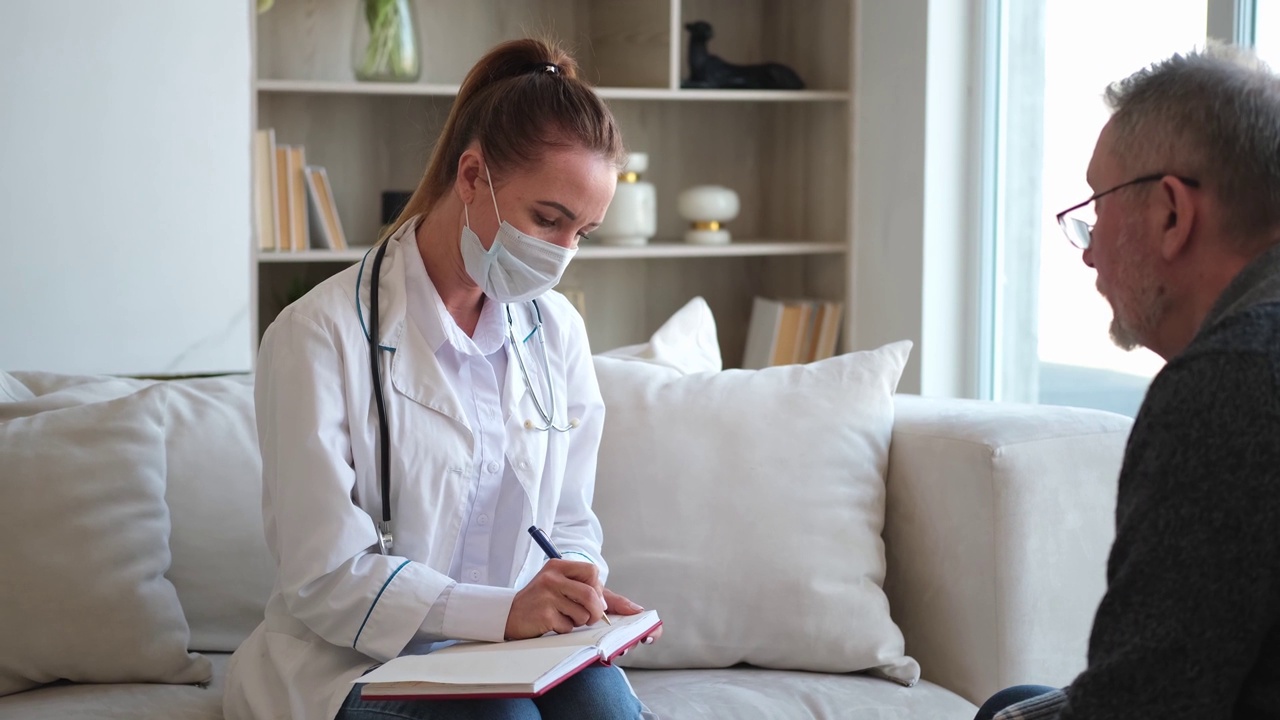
<box><xmin>256</xmin><ymin>240</ymin><xmax>847</xmax><ymax>264</ymax></box>
<box><xmin>256</xmin><ymin>79</ymin><xmax>849</xmax><ymax>102</ymax></box>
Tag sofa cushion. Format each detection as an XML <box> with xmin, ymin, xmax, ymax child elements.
<box><xmin>0</xmin><ymin>654</ymin><xmax>978</xmax><ymax>720</ymax></box>
<box><xmin>0</xmin><ymin>652</ymin><xmax>230</xmax><ymax>720</ymax></box>
<box><xmin>591</xmin><ymin>298</ymin><xmax>920</xmax><ymax>683</ymax></box>
<box><xmin>0</xmin><ymin>386</ymin><xmax>211</xmax><ymax>696</ymax></box>
<box><xmin>627</xmin><ymin>668</ymin><xmax>976</xmax><ymax>720</ymax></box>
<box><xmin>4</xmin><ymin>373</ymin><xmax>274</xmax><ymax>653</ymax></box>
<box><xmin>0</xmin><ymin>370</ymin><xmax>33</xmax><ymax>402</ymax></box>
<box><xmin>6</xmin><ymin>371</ymin><xmax>150</xmax><ymax>412</ymax></box>
<box><xmin>160</xmin><ymin>376</ymin><xmax>274</xmax><ymax>652</ymax></box>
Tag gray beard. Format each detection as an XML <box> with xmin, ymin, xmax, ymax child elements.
<box><xmin>1109</xmin><ymin>314</ymin><xmax>1142</xmax><ymax>351</ymax></box>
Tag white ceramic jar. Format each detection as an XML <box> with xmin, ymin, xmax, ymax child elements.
<box><xmin>593</xmin><ymin>152</ymin><xmax>656</xmax><ymax>246</ymax></box>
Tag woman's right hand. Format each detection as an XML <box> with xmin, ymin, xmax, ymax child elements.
<box><xmin>504</xmin><ymin>559</ymin><xmax>606</xmax><ymax>640</ymax></box>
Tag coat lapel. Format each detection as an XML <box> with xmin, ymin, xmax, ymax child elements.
<box><xmin>357</xmin><ymin>232</ymin><xmax>471</xmax><ymax>433</ymax></box>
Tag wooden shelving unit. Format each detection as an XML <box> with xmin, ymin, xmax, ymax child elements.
<box><xmin>252</xmin><ymin>0</ymin><xmax>854</xmax><ymax>365</ymax></box>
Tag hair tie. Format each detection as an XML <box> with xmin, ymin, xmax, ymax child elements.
<box><xmin>530</xmin><ymin>62</ymin><xmax>560</xmax><ymax>76</ymax></box>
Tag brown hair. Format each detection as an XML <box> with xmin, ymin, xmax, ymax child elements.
<box><xmin>1104</xmin><ymin>43</ymin><xmax>1280</xmax><ymax>250</ymax></box>
<box><xmin>385</xmin><ymin>38</ymin><xmax>625</xmax><ymax>238</ymax></box>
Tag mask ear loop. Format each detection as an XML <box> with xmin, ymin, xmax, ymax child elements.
<box><xmin>483</xmin><ymin>162</ymin><xmax>503</xmax><ymax>225</ymax></box>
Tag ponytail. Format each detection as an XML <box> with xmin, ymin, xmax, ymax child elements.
<box><xmin>384</xmin><ymin>38</ymin><xmax>625</xmax><ymax>239</ymax></box>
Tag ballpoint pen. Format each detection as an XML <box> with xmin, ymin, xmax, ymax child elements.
<box><xmin>527</xmin><ymin>525</ymin><xmax>611</xmax><ymax>626</ymax></box>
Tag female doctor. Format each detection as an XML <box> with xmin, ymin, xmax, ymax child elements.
<box><xmin>224</xmin><ymin>39</ymin><xmax>658</xmax><ymax>720</ymax></box>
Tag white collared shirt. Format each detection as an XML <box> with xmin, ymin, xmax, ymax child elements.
<box><xmin>400</xmin><ymin>236</ymin><xmax>525</xmax><ymax>643</ymax></box>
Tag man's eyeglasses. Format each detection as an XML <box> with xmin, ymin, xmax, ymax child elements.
<box><xmin>1056</xmin><ymin>173</ymin><xmax>1200</xmax><ymax>250</ymax></box>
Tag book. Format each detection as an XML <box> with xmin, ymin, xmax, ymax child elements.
<box><xmin>251</xmin><ymin>129</ymin><xmax>279</xmax><ymax>252</ymax></box>
<box><xmin>772</xmin><ymin>301</ymin><xmax>811</xmax><ymax>366</ymax></box>
<box><xmin>813</xmin><ymin>301</ymin><xmax>844</xmax><ymax>361</ymax></box>
<box><xmin>304</xmin><ymin>165</ymin><xmax>348</xmax><ymax>250</ymax></box>
<box><xmin>743</xmin><ymin>297</ymin><xmax>826</xmax><ymax>368</ymax></box>
<box><xmin>274</xmin><ymin>145</ymin><xmax>292</xmax><ymax>252</ymax></box>
<box><xmin>355</xmin><ymin>610</ymin><xmax>662</xmax><ymax>701</ymax></box>
<box><xmin>286</xmin><ymin>145</ymin><xmax>309</xmax><ymax>251</ymax></box>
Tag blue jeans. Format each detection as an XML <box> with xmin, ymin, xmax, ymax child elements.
<box><xmin>974</xmin><ymin>685</ymin><xmax>1059</xmax><ymax>720</ymax></box>
<box><xmin>337</xmin><ymin>664</ymin><xmax>644</xmax><ymax>720</ymax></box>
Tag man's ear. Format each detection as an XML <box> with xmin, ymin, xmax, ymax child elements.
<box><xmin>454</xmin><ymin>147</ymin><xmax>485</xmax><ymax>206</ymax></box>
<box><xmin>1158</xmin><ymin>176</ymin><xmax>1196</xmax><ymax>261</ymax></box>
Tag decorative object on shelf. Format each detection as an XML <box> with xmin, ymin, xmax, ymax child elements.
<box><xmin>351</xmin><ymin>0</ymin><xmax>421</xmax><ymax>83</ymax></box>
<box><xmin>593</xmin><ymin>153</ymin><xmax>656</xmax><ymax>246</ymax></box>
<box><xmin>677</xmin><ymin>185</ymin><xmax>740</xmax><ymax>245</ymax></box>
<box><xmin>257</xmin><ymin>0</ymin><xmax>274</xmax><ymax>13</ymax></box>
<box><xmin>682</xmin><ymin>21</ymin><xmax>804</xmax><ymax>90</ymax></box>
<box><xmin>380</xmin><ymin>190</ymin><xmax>413</xmax><ymax>234</ymax></box>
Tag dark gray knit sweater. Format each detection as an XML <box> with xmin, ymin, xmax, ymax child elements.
<box><xmin>999</xmin><ymin>244</ymin><xmax>1280</xmax><ymax>720</ymax></box>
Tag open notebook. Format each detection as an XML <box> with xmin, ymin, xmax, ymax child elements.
<box><xmin>356</xmin><ymin>610</ymin><xmax>662</xmax><ymax>700</ymax></box>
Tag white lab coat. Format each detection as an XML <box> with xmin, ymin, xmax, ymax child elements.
<box><xmin>223</xmin><ymin>223</ymin><xmax>608</xmax><ymax>720</ymax></box>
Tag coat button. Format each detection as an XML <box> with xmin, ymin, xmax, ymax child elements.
<box><xmin>486</xmin><ymin>461</ymin><xmax>500</xmax><ymax>473</ymax></box>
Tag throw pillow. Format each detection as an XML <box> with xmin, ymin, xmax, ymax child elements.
<box><xmin>0</xmin><ymin>386</ymin><xmax>211</xmax><ymax>696</ymax></box>
<box><xmin>0</xmin><ymin>371</ymin><xmax>33</xmax><ymax>402</ymax></box>
<box><xmin>161</xmin><ymin>377</ymin><xmax>275</xmax><ymax>652</ymax></box>
<box><xmin>591</xmin><ymin>302</ymin><xmax>920</xmax><ymax>684</ymax></box>
<box><xmin>598</xmin><ymin>296</ymin><xmax>722</xmax><ymax>374</ymax></box>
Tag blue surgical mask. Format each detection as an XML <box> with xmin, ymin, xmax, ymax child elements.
<box><xmin>460</xmin><ymin>164</ymin><xmax>576</xmax><ymax>303</ymax></box>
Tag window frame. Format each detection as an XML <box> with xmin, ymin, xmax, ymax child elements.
<box><xmin>976</xmin><ymin>0</ymin><xmax>1255</xmax><ymax>403</ymax></box>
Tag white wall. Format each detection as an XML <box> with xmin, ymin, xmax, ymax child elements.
<box><xmin>851</xmin><ymin>0</ymin><xmax>985</xmax><ymax>397</ymax></box>
<box><xmin>0</xmin><ymin>2</ymin><xmax>252</xmax><ymax>375</ymax></box>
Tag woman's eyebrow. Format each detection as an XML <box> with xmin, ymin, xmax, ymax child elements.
<box><xmin>536</xmin><ymin>200</ymin><xmax>577</xmax><ymax>221</ymax></box>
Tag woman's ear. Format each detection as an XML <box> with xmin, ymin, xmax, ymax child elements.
<box><xmin>454</xmin><ymin>147</ymin><xmax>485</xmax><ymax>206</ymax></box>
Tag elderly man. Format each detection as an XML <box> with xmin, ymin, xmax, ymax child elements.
<box><xmin>976</xmin><ymin>44</ymin><xmax>1280</xmax><ymax>720</ymax></box>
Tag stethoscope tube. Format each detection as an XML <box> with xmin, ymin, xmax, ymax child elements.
<box><xmin>506</xmin><ymin>303</ymin><xmax>579</xmax><ymax>433</ymax></box>
<box><xmin>369</xmin><ymin>240</ymin><xmax>394</xmax><ymax>555</ymax></box>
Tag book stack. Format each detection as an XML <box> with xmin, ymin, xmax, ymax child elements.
<box><xmin>741</xmin><ymin>297</ymin><xmax>844</xmax><ymax>369</ymax></box>
<box><xmin>252</xmin><ymin>128</ymin><xmax>348</xmax><ymax>252</ymax></box>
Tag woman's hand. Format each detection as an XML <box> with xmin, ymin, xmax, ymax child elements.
<box><xmin>603</xmin><ymin>588</ymin><xmax>663</xmax><ymax>650</ymax></box>
<box><xmin>504</xmin><ymin>559</ymin><xmax>606</xmax><ymax>640</ymax></box>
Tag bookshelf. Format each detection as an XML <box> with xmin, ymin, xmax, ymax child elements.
<box><xmin>252</xmin><ymin>0</ymin><xmax>854</xmax><ymax>367</ymax></box>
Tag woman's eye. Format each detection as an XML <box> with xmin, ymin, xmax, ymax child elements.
<box><xmin>534</xmin><ymin>214</ymin><xmax>556</xmax><ymax>228</ymax></box>
<box><xmin>577</xmin><ymin>230</ymin><xmax>592</xmax><ymax>241</ymax></box>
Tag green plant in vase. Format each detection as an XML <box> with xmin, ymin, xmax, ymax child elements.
<box><xmin>353</xmin><ymin>0</ymin><xmax>421</xmax><ymax>82</ymax></box>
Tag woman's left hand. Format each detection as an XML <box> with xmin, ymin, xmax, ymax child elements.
<box><xmin>603</xmin><ymin>588</ymin><xmax>663</xmax><ymax>650</ymax></box>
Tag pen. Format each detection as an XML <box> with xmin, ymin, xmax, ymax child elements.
<box><xmin>527</xmin><ymin>525</ymin><xmax>611</xmax><ymax>626</ymax></box>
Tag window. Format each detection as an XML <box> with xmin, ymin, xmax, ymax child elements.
<box><xmin>1255</xmin><ymin>1</ymin><xmax>1280</xmax><ymax>66</ymax></box>
<box><xmin>988</xmin><ymin>0</ymin><xmax>1213</xmax><ymax>416</ymax></box>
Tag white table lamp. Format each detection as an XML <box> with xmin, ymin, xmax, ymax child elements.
<box><xmin>677</xmin><ymin>185</ymin><xmax>740</xmax><ymax>245</ymax></box>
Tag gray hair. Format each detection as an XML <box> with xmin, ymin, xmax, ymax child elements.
<box><xmin>1104</xmin><ymin>43</ymin><xmax>1280</xmax><ymax>250</ymax></box>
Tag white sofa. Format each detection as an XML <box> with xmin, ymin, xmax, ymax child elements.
<box><xmin>0</xmin><ymin>362</ymin><xmax>1131</xmax><ymax>720</ymax></box>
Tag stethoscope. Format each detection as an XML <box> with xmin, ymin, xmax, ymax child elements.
<box><xmin>363</xmin><ymin>238</ymin><xmax>577</xmax><ymax>555</ymax></box>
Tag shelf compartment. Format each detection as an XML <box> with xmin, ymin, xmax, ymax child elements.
<box><xmin>256</xmin><ymin>240</ymin><xmax>846</xmax><ymax>264</ymax></box>
<box><xmin>678</xmin><ymin>0</ymin><xmax>853</xmax><ymax>92</ymax></box>
<box><xmin>256</xmin><ymin>0</ymin><xmax>674</xmax><ymax>89</ymax></box>
<box><xmin>256</xmin><ymin>79</ymin><xmax>849</xmax><ymax>102</ymax></box>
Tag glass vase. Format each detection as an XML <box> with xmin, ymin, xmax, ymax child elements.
<box><xmin>351</xmin><ymin>0</ymin><xmax>421</xmax><ymax>83</ymax></box>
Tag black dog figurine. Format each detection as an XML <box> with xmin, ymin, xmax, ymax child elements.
<box><xmin>682</xmin><ymin>20</ymin><xmax>805</xmax><ymax>90</ymax></box>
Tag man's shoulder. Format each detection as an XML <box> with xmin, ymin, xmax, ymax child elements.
<box><xmin>1192</xmin><ymin>299</ymin><xmax>1280</xmax><ymax>359</ymax></box>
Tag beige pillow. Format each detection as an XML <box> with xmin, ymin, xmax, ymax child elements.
<box><xmin>161</xmin><ymin>377</ymin><xmax>275</xmax><ymax>652</ymax></box>
<box><xmin>0</xmin><ymin>371</ymin><xmax>33</xmax><ymax>402</ymax></box>
<box><xmin>591</xmin><ymin>304</ymin><xmax>919</xmax><ymax>684</ymax></box>
<box><xmin>0</xmin><ymin>386</ymin><xmax>211</xmax><ymax>695</ymax></box>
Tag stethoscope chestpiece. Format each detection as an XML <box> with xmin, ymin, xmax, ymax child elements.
<box><xmin>376</xmin><ymin>520</ymin><xmax>394</xmax><ymax>555</ymax></box>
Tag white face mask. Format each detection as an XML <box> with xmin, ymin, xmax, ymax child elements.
<box><xmin>460</xmin><ymin>164</ymin><xmax>577</xmax><ymax>304</ymax></box>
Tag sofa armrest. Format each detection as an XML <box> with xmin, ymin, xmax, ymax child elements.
<box><xmin>882</xmin><ymin>394</ymin><xmax>1132</xmax><ymax>706</ymax></box>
